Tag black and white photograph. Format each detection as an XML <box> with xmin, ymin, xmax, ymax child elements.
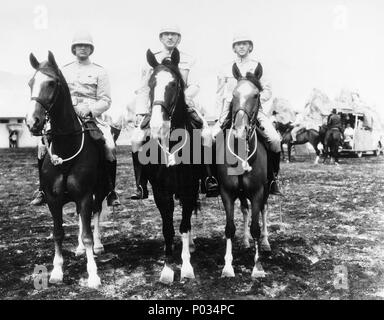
<box><xmin>0</xmin><ymin>0</ymin><xmax>384</xmax><ymax>305</ymax></box>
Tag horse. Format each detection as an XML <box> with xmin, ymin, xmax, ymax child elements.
<box><xmin>323</xmin><ymin>127</ymin><xmax>343</xmax><ymax>165</ymax></box>
<box><xmin>275</xmin><ymin>122</ymin><xmax>322</xmax><ymax>164</ymax></box>
<box><xmin>139</xmin><ymin>48</ymin><xmax>200</xmax><ymax>283</ymax></box>
<box><xmin>26</xmin><ymin>51</ymin><xmax>108</xmax><ymax>288</ymax></box>
<box><xmin>216</xmin><ymin>63</ymin><xmax>271</xmax><ymax>279</ymax></box>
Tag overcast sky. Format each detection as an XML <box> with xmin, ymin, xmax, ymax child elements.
<box><xmin>0</xmin><ymin>0</ymin><xmax>383</xmax><ymax>119</ymax></box>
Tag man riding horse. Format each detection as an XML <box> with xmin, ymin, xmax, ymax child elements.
<box><xmin>130</xmin><ymin>24</ymin><xmax>218</xmax><ymax>200</ymax></box>
<box><xmin>30</xmin><ymin>31</ymin><xmax>120</xmax><ymax>207</ymax></box>
<box><xmin>291</xmin><ymin>111</ymin><xmax>307</xmax><ymax>143</ymax></box>
<box><xmin>211</xmin><ymin>32</ymin><xmax>283</xmax><ymax>195</ymax></box>
<box><xmin>326</xmin><ymin>108</ymin><xmax>343</xmax><ymax>136</ymax></box>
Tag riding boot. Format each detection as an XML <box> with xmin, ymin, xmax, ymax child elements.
<box><xmin>106</xmin><ymin>160</ymin><xmax>121</xmax><ymax>207</ymax></box>
<box><xmin>31</xmin><ymin>158</ymin><xmax>46</xmax><ymax>206</ymax></box>
<box><xmin>204</xmin><ymin>165</ymin><xmax>219</xmax><ymax>197</ymax></box>
<box><xmin>268</xmin><ymin>151</ymin><xmax>283</xmax><ymax>196</ymax></box>
<box><xmin>130</xmin><ymin>151</ymin><xmax>149</xmax><ymax>200</ymax></box>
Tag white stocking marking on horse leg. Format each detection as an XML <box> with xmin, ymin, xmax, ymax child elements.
<box><xmin>93</xmin><ymin>212</ymin><xmax>104</xmax><ymax>255</ymax></box>
<box><xmin>181</xmin><ymin>232</ymin><xmax>195</xmax><ymax>280</ymax></box>
<box><xmin>75</xmin><ymin>216</ymin><xmax>86</xmax><ymax>256</ymax></box>
<box><xmin>49</xmin><ymin>247</ymin><xmax>64</xmax><ymax>284</ymax></box>
<box><xmin>86</xmin><ymin>247</ymin><xmax>101</xmax><ymax>289</ymax></box>
<box><xmin>314</xmin><ymin>155</ymin><xmax>319</xmax><ymax>164</ymax></box>
<box><xmin>240</xmin><ymin>205</ymin><xmax>251</xmax><ymax>248</ymax></box>
<box><xmin>260</xmin><ymin>209</ymin><xmax>271</xmax><ymax>253</ymax></box>
<box><xmin>160</xmin><ymin>263</ymin><xmax>174</xmax><ymax>284</ymax></box>
<box><xmin>189</xmin><ymin>229</ymin><xmax>195</xmax><ymax>253</ymax></box>
<box><xmin>222</xmin><ymin>238</ymin><xmax>235</xmax><ymax>278</ymax></box>
<box><xmin>251</xmin><ymin>242</ymin><xmax>266</xmax><ymax>279</ymax></box>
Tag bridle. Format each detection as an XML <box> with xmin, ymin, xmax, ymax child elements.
<box><xmin>150</xmin><ymin>69</ymin><xmax>182</xmax><ymax>124</ymax></box>
<box><xmin>29</xmin><ymin>69</ymin><xmax>61</xmax><ymax>114</ymax></box>
<box><xmin>29</xmin><ymin>68</ymin><xmax>85</xmax><ymax>166</ymax></box>
<box><xmin>149</xmin><ymin>66</ymin><xmax>186</xmax><ymax>167</ymax></box>
<box><xmin>227</xmin><ymin>79</ymin><xmax>261</xmax><ymax>172</ymax></box>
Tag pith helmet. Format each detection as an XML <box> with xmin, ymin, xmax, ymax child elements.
<box><xmin>232</xmin><ymin>32</ymin><xmax>253</xmax><ymax>52</ymax></box>
<box><xmin>71</xmin><ymin>30</ymin><xmax>94</xmax><ymax>55</ymax></box>
<box><xmin>159</xmin><ymin>24</ymin><xmax>181</xmax><ymax>36</ymax></box>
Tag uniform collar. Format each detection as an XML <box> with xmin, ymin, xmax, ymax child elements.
<box><xmin>235</xmin><ymin>55</ymin><xmax>252</xmax><ymax>64</ymax></box>
<box><xmin>76</xmin><ymin>58</ymin><xmax>91</xmax><ymax>66</ymax></box>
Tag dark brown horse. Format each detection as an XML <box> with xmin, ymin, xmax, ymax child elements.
<box><xmin>139</xmin><ymin>48</ymin><xmax>200</xmax><ymax>283</ymax></box>
<box><xmin>216</xmin><ymin>63</ymin><xmax>270</xmax><ymax>279</ymax></box>
<box><xmin>26</xmin><ymin>52</ymin><xmax>108</xmax><ymax>288</ymax></box>
<box><xmin>275</xmin><ymin>122</ymin><xmax>322</xmax><ymax>164</ymax></box>
<box><xmin>323</xmin><ymin>127</ymin><xmax>343</xmax><ymax>164</ymax></box>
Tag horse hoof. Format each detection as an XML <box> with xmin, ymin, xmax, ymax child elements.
<box><xmin>180</xmin><ymin>263</ymin><xmax>195</xmax><ymax>280</ymax></box>
<box><xmin>75</xmin><ymin>247</ymin><xmax>86</xmax><ymax>256</ymax></box>
<box><xmin>251</xmin><ymin>266</ymin><xmax>266</xmax><ymax>279</ymax></box>
<box><xmin>93</xmin><ymin>245</ymin><xmax>104</xmax><ymax>255</ymax></box>
<box><xmin>49</xmin><ymin>269</ymin><xmax>63</xmax><ymax>284</ymax></box>
<box><xmin>87</xmin><ymin>275</ymin><xmax>101</xmax><ymax>289</ymax></box>
<box><xmin>221</xmin><ymin>265</ymin><xmax>235</xmax><ymax>278</ymax></box>
<box><xmin>160</xmin><ymin>265</ymin><xmax>174</xmax><ymax>284</ymax></box>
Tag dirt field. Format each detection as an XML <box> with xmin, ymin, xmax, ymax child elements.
<box><xmin>0</xmin><ymin>146</ymin><xmax>383</xmax><ymax>300</ymax></box>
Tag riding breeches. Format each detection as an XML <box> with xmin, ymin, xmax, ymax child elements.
<box><xmin>95</xmin><ymin>119</ymin><xmax>116</xmax><ymax>161</ymax></box>
<box><xmin>257</xmin><ymin>110</ymin><xmax>282</xmax><ymax>153</ymax></box>
<box><xmin>37</xmin><ymin>137</ymin><xmax>47</xmax><ymax>160</ymax></box>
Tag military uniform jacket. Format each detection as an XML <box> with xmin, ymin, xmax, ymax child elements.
<box><xmin>134</xmin><ymin>49</ymin><xmax>200</xmax><ymax>115</ymax></box>
<box><xmin>328</xmin><ymin>114</ymin><xmax>342</xmax><ymax>130</ymax></box>
<box><xmin>215</xmin><ymin>56</ymin><xmax>272</xmax><ymax>126</ymax></box>
<box><xmin>62</xmin><ymin>60</ymin><xmax>112</xmax><ymax>119</ymax></box>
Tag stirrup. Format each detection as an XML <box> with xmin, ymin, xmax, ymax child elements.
<box><xmin>205</xmin><ymin>177</ymin><xmax>219</xmax><ymax>197</ymax></box>
<box><xmin>107</xmin><ymin>190</ymin><xmax>120</xmax><ymax>207</ymax></box>
<box><xmin>269</xmin><ymin>180</ymin><xmax>284</xmax><ymax>197</ymax></box>
<box><xmin>130</xmin><ymin>185</ymin><xmax>148</xmax><ymax>200</ymax></box>
<box><xmin>30</xmin><ymin>190</ymin><xmax>46</xmax><ymax>206</ymax></box>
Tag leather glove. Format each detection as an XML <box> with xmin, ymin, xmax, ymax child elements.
<box><xmin>185</xmin><ymin>97</ymin><xmax>195</xmax><ymax>108</ymax></box>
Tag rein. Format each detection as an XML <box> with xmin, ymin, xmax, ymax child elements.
<box><xmin>150</xmin><ymin>66</ymin><xmax>184</xmax><ymax>166</ymax></box>
<box><xmin>44</xmin><ymin>117</ymin><xmax>85</xmax><ymax>166</ymax></box>
<box><xmin>227</xmin><ymin>94</ymin><xmax>260</xmax><ymax>172</ymax></box>
<box><xmin>156</xmin><ymin>126</ymin><xmax>188</xmax><ymax>167</ymax></box>
<box><xmin>227</xmin><ymin>126</ymin><xmax>257</xmax><ymax>172</ymax></box>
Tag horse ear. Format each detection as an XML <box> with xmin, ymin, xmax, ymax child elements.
<box><xmin>29</xmin><ymin>53</ymin><xmax>40</xmax><ymax>69</ymax></box>
<box><xmin>254</xmin><ymin>62</ymin><xmax>263</xmax><ymax>80</ymax></box>
<box><xmin>48</xmin><ymin>51</ymin><xmax>58</xmax><ymax>69</ymax></box>
<box><xmin>171</xmin><ymin>48</ymin><xmax>180</xmax><ymax>66</ymax></box>
<box><xmin>232</xmin><ymin>63</ymin><xmax>242</xmax><ymax>80</ymax></box>
<box><xmin>146</xmin><ymin>49</ymin><xmax>159</xmax><ymax>68</ymax></box>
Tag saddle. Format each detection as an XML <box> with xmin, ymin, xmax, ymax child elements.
<box><xmin>83</xmin><ymin>119</ymin><xmax>105</xmax><ymax>145</ymax></box>
<box><xmin>295</xmin><ymin>127</ymin><xmax>306</xmax><ymax>136</ymax></box>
